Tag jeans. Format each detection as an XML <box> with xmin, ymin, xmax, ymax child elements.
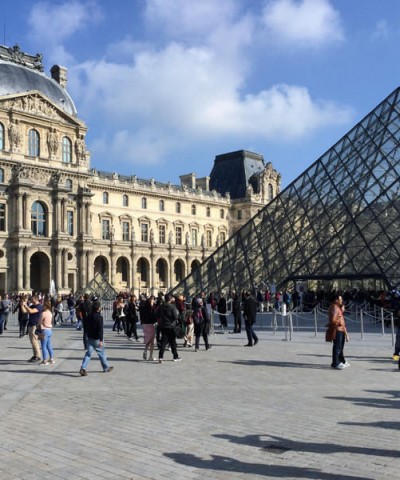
<box><xmin>81</xmin><ymin>338</ymin><xmax>110</xmax><ymax>371</ymax></box>
<box><xmin>245</xmin><ymin>320</ymin><xmax>258</xmax><ymax>346</ymax></box>
<box><xmin>40</xmin><ymin>329</ymin><xmax>54</xmax><ymax>361</ymax></box>
<box><xmin>0</xmin><ymin>313</ymin><xmax>4</xmax><ymax>334</ymax></box>
<box><xmin>194</xmin><ymin>321</ymin><xmax>210</xmax><ymax>349</ymax></box>
<box><xmin>332</xmin><ymin>331</ymin><xmax>346</xmax><ymax>367</ymax></box>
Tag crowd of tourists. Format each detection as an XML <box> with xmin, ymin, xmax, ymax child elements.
<box><xmin>1</xmin><ymin>286</ymin><xmax>399</xmax><ymax>373</ymax></box>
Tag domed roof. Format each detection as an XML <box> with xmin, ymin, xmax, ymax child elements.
<box><xmin>0</xmin><ymin>59</ymin><xmax>77</xmax><ymax>116</ymax></box>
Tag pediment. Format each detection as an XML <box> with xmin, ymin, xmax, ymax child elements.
<box><xmin>0</xmin><ymin>91</ymin><xmax>84</xmax><ymax>127</ymax></box>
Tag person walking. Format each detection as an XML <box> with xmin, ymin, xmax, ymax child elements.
<box><xmin>243</xmin><ymin>290</ymin><xmax>259</xmax><ymax>347</ymax></box>
<box><xmin>0</xmin><ymin>294</ymin><xmax>5</xmax><ymax>335</ymax></box>
<box><xmin>125</xmin><ymin>294</ymin><xmax>139</xmax><ymax>341</ymax></box>
<box><xmin>329</xmin><ymin>294</ymin><xmax>349</xmax><ymax>369</ymax></box>
<box><xmin>1</xmin><ymin>294</ymin><xmax>12</xmax><ymax>331</ymax></box>
<box><xmin>79</xmin><ymin>300</ymin><xmax>113</xmax><ymax>376</ymax></box>
<box><xmin>38</xmin><ymin>301</ymin><xmax>55</xmax><ymax>365</ymax></box>
<box><xmin>193</xmin><ymin>297</ymin><xmax>211</xmax><ymax>352</ymax></box>
<box><xmin>22</xmin><ymin>295</ymin><xmax>43</xmax><ymax>362</ymax></box>
<box><xmin>158</xmin><ymin>294</ymin><xmax>182</xmax><ymax>363</ymax></box>
<box><xmin>77</xmin><ymin>293</ymin><xmax>93</xmax><ymax>349</ymax></box>
<box><xmin>231</xmin><ymin>292</ymin><xmax>242</xmax><ymax>333</ymax></box>
<box><xmin>140</xmin><ymin>296</ymin><xmax>156</xmax><ymax>360</ymax></box>
<box><xmin>14</xmin><ymin>294</ymin><xmax>29</xmax><ymax>337</ymax></box>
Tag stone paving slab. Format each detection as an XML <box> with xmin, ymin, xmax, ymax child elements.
<box><xmin>0</xmin><ymin>324</ymin><xmax>399</xmax><ymax>480</ymax></box>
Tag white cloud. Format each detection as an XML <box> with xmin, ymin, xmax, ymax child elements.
<box><xmin>261</xmin><ymin>0</ymin><xmax>344</xmax><ymax>47</ymax></box>
<box><xmin>371</xmin><ymin>20</ymin><xmax>390</xmax><ymax>41</ymax></box>
<box><xmin>28</xmin><ymin>1</ymin><xmax>102</xmax><ymax>48</ymax></box>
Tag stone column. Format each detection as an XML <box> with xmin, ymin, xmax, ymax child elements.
<box><xmin>23</xmin><ymin>193</ymin><xmax>31</xmax><ymax>231</ymax></box>
<box><xmin>56</xmin><ymin>249</ymin><xmax>62</xmax><ymax>291</ymax></box>
<box><xmin>63</xmin><ymin>249</ymin><xmax>68</xmax><ymax>289</ymax></box>
<box><xmin>17</xmin><ymin>246</ymin><xmax>24</xmax><ymax>292</ymax></box>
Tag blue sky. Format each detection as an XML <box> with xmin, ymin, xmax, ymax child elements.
<box><xmin>2</xmin><ymin>0</ymin><xmax>400</xmax><ymax>188</ymax></box>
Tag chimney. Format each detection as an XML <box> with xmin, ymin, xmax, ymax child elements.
<box><xmin>51</xmin><ymin>65</ymin><xmax>68</xmax><ymax>89</ymax></box>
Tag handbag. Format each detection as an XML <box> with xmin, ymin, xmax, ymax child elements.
<box><xmin>35</xmin><ymin>328</ymin><xmax>46</xmax><ymax>340</ymax></box>
<box><xmin>325</xmin><ymin>323</ymin><xmax>336</xmax><ymax>342</ymax></box>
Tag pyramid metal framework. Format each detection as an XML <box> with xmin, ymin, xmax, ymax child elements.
<box><xmin>171</xmin><ymin>87</ymin><xmax>400</xmax><ymax>296</ymax></box>
<box><xmin>74</xmin><ymin>272</ymin><xmax>118</xmax><ymax>301</ymax></box>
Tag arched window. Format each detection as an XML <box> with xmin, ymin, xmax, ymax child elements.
<box><xmin>103</xmin><ymin>192</ymin><xmax>109</xmax><ymax>204</ymax></box>
<box><xmin>28</xmin><ymin>129</ymin><xmax>40</xmax><ymax>157</ymax></box>
<box><xmin>176</xmin><ymin>202</ymin><xmax>181</xmax><ymax>213</ymax></box>
<box><xmin>62</xmin><ymin>136</ymin><xmax>72</xmax><ymax>163</ymax></box>
<box><xmin>65</xmin><ymin>179</ymin><xmax>73</xmax><ymax>190</ymax></box>
<box><xmin>31</xmin><ymin>201</ymin><xmax>46</xmax><ymax>236</ymax></box>
<box><xmin>220</xmin><ymin>209</ymin><xmax>224</xmax><ymax>219</ymax></box>
<box><xmin>123</xmin><ymin>194</ymin><xmax>129</xmax><ymax>207</ymax></box>
<box><xmin>0</xmin><ymin>123</ymin><xmax>4</xmax><ymax>151</ymax></box>
<box><xmin>0</xmin><ymin>168</ymin><xmax>4</xmax><ymax>183</ymax></box>
<box><xmin>141</xmin><ymin>197</ymin><xmax>147</xmax><ymax>209</ymax></box>
<box><xmin>159</xmin><ymin>199</ymin><xmax>165</xmax><ymax>212</ymax></box>
<box><xmin>268</xmin><ymin>183</ymin><xmax>274</xmax><ymax>200</ymax></box>
<box><xmin>191</xmin><ymin>204</ymin><xmax>196</xmax><ymax>215</ymax></box>
<box><xmin>206</xmin><ymin>206</ymin><xmax>211</xmax><ymax>217</ymax></box>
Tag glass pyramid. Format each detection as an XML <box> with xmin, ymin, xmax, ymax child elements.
<box><xmin>172</xmin><ymin>87</ymin><xmax>400</xmax><ymax>296</ymax></box>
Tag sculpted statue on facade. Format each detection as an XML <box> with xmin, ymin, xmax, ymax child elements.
<box><xmin>8</xmin><ymin>119</ymin><xmax>21</xmax><ymax>150</ymax></box>
<box><xmin>47</xmin><ymin>128</ymin><xmax>59</xmax><ymax>156</ymax></box>
<box><xmin>75</xmin><ymin>135</ymin><xmax>86</xmax><ymax>164</ymax></box>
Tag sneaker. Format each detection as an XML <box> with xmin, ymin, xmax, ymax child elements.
<box><xmin>79</xmin><ymin>368</ymin><xmax>87</xmax><ymax>376</ymax></box>
<box><xmin>39</xmin><ymin>360</ymin><xmax>49</xmax><ymax>365</ymax></box>
<box><xmin>104</xmin><ymin>366</ymin><xmax>114</xmax><ymax>373</ymax></box>
<box><xmin>206</xmin><ymin>345</ymin><xmax>212</xmax><ymax>350</ymax></box>
<box><xmin>254</xmin><ymin>339</ymin><xmax>258</xmax><ymax>346</ymax></box>
<box><xmin>173</xmin><ymin>357</ymin><xmax>182</xmax><ymax>362</ymax></box>
<box><xmin>149</xmin><ymin>357</ymin><xmax>156</xmax><ymax>361</ymax></box>
<box><xmin>49</xmin><ymin>359</ymin><xmax>55</xmax><ymax>364</ymax></box>
<box><xmin>28</xmin><ymin>356</ymin><xmax>40</xmax><ymax>363</ymax></box>
<box><xmin>333</xmin><ymin>363</ymin><xmax>345</xmax><ymax>370</ymax></box>
<box><xmin>392</xmin><ymin>354</ymin><xmax>399</xmax><ymax>361</ymax></box>
<box><xmin>343</xmin><ymin>362</ymin><xmax>350</xmax><ymax>367</ymax></box>
<box><xmin>158</xmin><ymin>359</ymin><xmax>163</xmax><ymax>364</ymax></box>
<box><xmin>143</xmin><ymin>351</ymin><xmax>147</xmax><ymax>360</ymax></box>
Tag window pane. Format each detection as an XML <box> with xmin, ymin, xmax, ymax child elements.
<box><xmin>62</xmin><ymin>137</ymin><xmax>72</xmax><ymax>163</ymax></box>
<box><xmin>102</xmin><ymin>219</ymin><xmax>110</xmax><ymax>240</ymax></box>
<box><xmin>176</xmin><ymin>227</ymin><xmax>182</xmax><ymax>245</ymax></box>
<box><xmin>159</xmin><ymin>225</ymin><xmax>166</xmax><ymax>244</ymax></box>
<box><xmin>0</xmin><ymin>203</ymin><xmax>5</xmax><ymax>231</ymax></box>
<box><xmin>31</xmin><ymin>201</ymin><xmax>46</xmax><ymax>236</ymax></box>
<box><xmin>141</xmin><ymin>223</ymin><xmax>149</xmax><ymax>242</ymax></box>
<box><xmin>29</xmin><ymin>130</ymin><xmax>40</xmax><ymax>157</ymax></box>
<box><xmin>67</xmin><ymin>211</ymin><xmax>74</xmax><ymax>235</ymax></box>
<box><xmin>123</xmin><ymin>222</ymin><xmax>130</xmax><ymax>241</ymax></box>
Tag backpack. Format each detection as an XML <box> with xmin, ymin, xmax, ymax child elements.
<box><xmin>193</xmin><ymin>308</ymin><xmax>203</xmax><ymax>324</ymax></box>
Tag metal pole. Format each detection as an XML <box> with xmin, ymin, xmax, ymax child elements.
<box><xmin>314</xmin><ymin>308</ymin><xmax>318</xmax><ymax>337</ymax></box>
<box><xmin>381</xmin><ymin>308</ymin><xmax>385</xmax><ymax>336</ymax></box>
<box><xmin>360</xmin><ymin>309</ymin><xmax>364</xmax><ymax>340</ymax></box>
<box><xmin>289</xmin><ymin>311</ymin><xmax>293</xmax><ymax>340</ymax></box>
<box><xmin>390</xmin><ymin>312</ymin><xmax>394</xmax><ymax>347</ymax></box>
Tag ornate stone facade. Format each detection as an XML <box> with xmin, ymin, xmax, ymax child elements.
<box><xmin>0</xmin><ymin>46</ymin><xmax>280</xmax><ymax>295</ymax></box>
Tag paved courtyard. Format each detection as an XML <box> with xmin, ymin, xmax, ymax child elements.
<box><xmin>0</xmin><ymin>320</ymin><xmax>399</xmax><ymax>480</ymax></box>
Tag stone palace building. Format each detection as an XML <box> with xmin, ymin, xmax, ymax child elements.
<box><xmin>0</xmin><ymin>44</ymin><xmax>281</xmax><ymax>295</ymax></box>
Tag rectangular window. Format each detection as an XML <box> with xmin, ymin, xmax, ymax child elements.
<box><xmin>0</xmin><ymin>203</ymin><xmax>5</xmax><ymax>231</ymax></box>
<box><xmin>191</xmin><ymin>229</ymin><xmax>198</xmax><ymax>246</ymax></box>
<box><xmin>159</xmin><ymin>224</ymin><xmax>166</xmax><ymax>244</ymax></box>
<box><xmin>141</xmin><ymin>223</ymin><xmax>149</xmax><ymax>242</ymax></box>
<box><xmin>102</xmin><ymin>219</ymin><xmax>110</xmax><ymax>240</ymax></box>
<box><xmin>206</xmin><ymin>230</ymin><xmax>212</xmax><ymax>247</ymax></box>
<box><xmin>122</xmin><ymin>221</ymin><xmax>130</xmax><ymax>241</ymax></box>
<box><xmin>67</xmin><ymin>211</ymin><xmax>74</xmax><ymax>236</ymax></box>
<box><xmin>237</xmin><ymin>210</ymin><xmax>242</xmax><ymax>220</ymax></box>
<box><xmin>176</xmin><ymin>226</ymin><xmax>182</xmax><ymax>245</ymax></box>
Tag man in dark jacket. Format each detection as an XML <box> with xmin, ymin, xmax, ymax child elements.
<box><xmin>158</xmin><ymin>294</ymin><xmax>182</xmax><ymax>363</ymax></box>
<box><xmin>243</xmin><ymin>290</ymin><xmax>259</xmax><ymax>347</ymax></box>
<box><xmin>79</xmin><ymin>301</ymin><xmax>113</xmax><ymax>376</ymax></box>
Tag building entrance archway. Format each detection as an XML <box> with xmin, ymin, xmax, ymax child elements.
<box><xmin>30</xmin><ymin>252</ymin><xmax>50</xmax><ymax>292</ymax></box>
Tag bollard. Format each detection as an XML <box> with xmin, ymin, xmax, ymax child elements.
<box><xmin>360</xmin><ymin>309</ymin><xmax>364</xmax><ymax>340</ymax></box>
<box><xmin>314</xmin><ymin>308</ymin><xmax>318</xmax><ymax>337</ymax></box>
<box><xmin>381</xmin><ymin>307</ymin><xmax>385</xmax><ymax>336</ymax></box>
<box><xmin>390</xmin><ymin>312</ymin><xmax>394</xmax><ymax>347</ymax></box>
